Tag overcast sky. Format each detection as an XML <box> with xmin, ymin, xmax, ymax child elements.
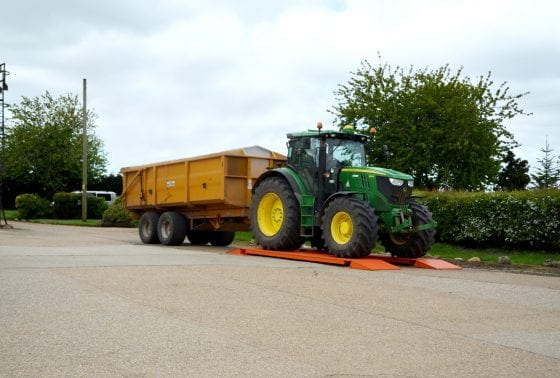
<box><xmin>2</xmin><ymin>0</ymin><xmax>559</xmax><ymax>176</ymax></box>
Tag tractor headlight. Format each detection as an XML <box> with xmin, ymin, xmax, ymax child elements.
<box><xmin>389</xmin><ymin>178</ymin><xmax>404</xmax><ymax>186</ymax></box>
<box><xmin>408</xmin><ymin>180</ymin><xmax>414</xmax><ymax>187</ymax></box>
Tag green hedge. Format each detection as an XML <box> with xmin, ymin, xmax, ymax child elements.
<box><xmin>85</xmin><ymin>195</ymin><xmax>108</xmax><ymax>219</ymax></box>
<box><xmin>13</xmin><ymin>192</ymin><xmax>110</xmax><ymax>220</ymax></box>
<box><xmin>52</xmin><ymin>192</ymin><xmax>80</xmax><ymax>219</ymax></box>
<box><xmin>52</xmin><ymin>192</ymin><xmax>108</xmax><ymax>219</ymax></box>
<box><xmin>15</xmin><ymin>193</ymin><xmax>52</xmax><ymax>219</ymax></box>
<box><xmin>417</xmin><ymin>190</ymin><xmax>560</xmax><ymax>251</ymax></box>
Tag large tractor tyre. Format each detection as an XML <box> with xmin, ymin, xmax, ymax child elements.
<box><xmin>380</xmin><ymin>200</ymin><xmax>435</xmax><ymax>258</ymax></box>
<box><xmin>138</xmin><ymin>211</ymin><xmax>161</xmax><ymax>244</ymax></box>
<box><xmin>321</xmin><ymin>197</ymin><xmax>378</xmax><ymax>258</ymax></box>
<box><xmin>209</xmin><ymin>231</ymin><xmax>236</xmax><ymax>247</ymax></box>
<box><xmin>186</xmin><ymin>230</ymin><xmax>210</xmax><ymax>245</ymax></box>
<box><xmin>250</xmin><ymin>177</ymin><xmax>302</xmax><ymax>251</ymax></box>
<box><xmin>157</xmin><ymin>211</ymin><xmax>187</xmax><ymax>246</ymax></box>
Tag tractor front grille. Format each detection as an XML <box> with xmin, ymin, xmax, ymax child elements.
<box><xmin>376</xmin><ymin>177</ymin><xmax>412</xmax><ymax>205</ymax></box>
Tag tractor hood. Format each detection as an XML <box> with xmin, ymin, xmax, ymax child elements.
<box><xmin>341</xmin><ymin>166</ymin><xmax>414</xmax><ymax>181</ymax></box>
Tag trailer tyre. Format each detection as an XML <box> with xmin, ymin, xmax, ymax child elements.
<box><xmin>157</xmin><ymin>211</ymin><xmax>187</xmax><ymax>246</ymax></box>
<box><xmin>380</xmin><ymin>200</ymin><xmax>435</xmax><ymax>258</ymax></box>
<box><xmin>187</xmin><ymin>230</ymin><xmax>210</xmax><ymax>245</ymax></box>
<box><xmin>251</xmin><ymin>177</ymin><xmax>302</xmax><ymax>251</ymax></box>
<box><xmin>322</xmin><ymin>197</ymin><xmax>378</xmax><ymax>258</ymax></box>
<box><xmin>139</xmin><ymin>211</ymin><xmax>160</xmax><ymax>244</ymax></box>
<box><xmin>209</xmin><ymin>231</ymin><xmax>236</xmax><ymax>246</ymax></box>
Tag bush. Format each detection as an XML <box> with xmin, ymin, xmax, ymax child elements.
<box><xmin>87</xmin><ymin>195</ymin><xmax>108</xmax><ymax>219</ymax></box>
<box><xmin>15</xmin><ymin>193</ymin><xmax>52</xmax><ymax>219</ymax></box>
<box><xmin>418</xmin><ymin>189</ymin><xmax>560</xmax><ymax>251</ymax></box>
<box><xmin>53</xmin><ymin>192</ymin><xmax>80</xmax><ymax>219</ymax></box>
<box><xmin>101</xmin><ymin>197</ymin><xmax>136</xmax><ymax>227</ymax></box>
<box><xmin>52</xmin><ymin>192</ymin><xmax>108</xmax><ymax>219</ymax></box>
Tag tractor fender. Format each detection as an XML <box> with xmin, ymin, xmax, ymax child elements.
<box><xmin>252</xmin><ymin>168</ymin><xmax>308</xmax><ymax>202</ymax></box>
<box><xmin>320</xmin><ymin>191</ymin><xmax>367</xmax><ymax>216</ymax></box>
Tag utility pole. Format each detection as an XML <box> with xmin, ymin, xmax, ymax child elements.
<box><xmin>0</xmin><ymin>63</ymin><xmax>12</xmax><ymax>229</ymax></box>
<box><xmin>81</xmin><ymin>78</ymin><xmax>88</xmax><ymax>222</ymax></box>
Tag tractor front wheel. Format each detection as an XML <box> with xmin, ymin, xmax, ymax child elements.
<box><xmin>322</xmin><ymin>197</ymin><xmax>378</xmax><ymax>258</ymax></box>
<box><xmin>380</xmin><ymin>200</ymin><xmax>435</xmax><ymax>258</ymax></box>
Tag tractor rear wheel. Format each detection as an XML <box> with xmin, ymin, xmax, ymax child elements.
<box><xmin>322</xmin><ymin>197</ymin><xmax>378</xmax><ymax>258</ymax></box>
<box><xmin>157</xmin><ymin>211</ymin><xmax>187</xmax><ymax>246</ymax></box>
<box><xmin>250</xmin><ymin>177</ymin><xmax>302</xmax><ymax>251</ymax></box>
<box><xmin>138</xmin><ymin>211</ymin><xmax>160</xmax><ymax>244</ymax></box>
<box><xmin>380</xmin><ymin>200</ymin><xmax>435</xmax><ymax>258</ymax></box>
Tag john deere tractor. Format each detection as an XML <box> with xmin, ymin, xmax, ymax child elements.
<box><xmin>250</xmin><ymin>124</ymin><xmax>436</xmax><ymax>258</ymax></box>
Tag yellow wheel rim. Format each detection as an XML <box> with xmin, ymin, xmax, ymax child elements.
<box><xmin>331</xmin><ymin>211</ymin><xmax>353</xmax><ymax>245</ymax></box>
<box><xmin>257</xmin><ymin>192</ymin><xmax>284</xmax><ymax>236</ymax></box>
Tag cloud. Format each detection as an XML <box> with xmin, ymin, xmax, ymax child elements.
<box><xmin>1</xmin><ymin>0</ymin><xmax>559</xmax><ymax>176</ymax></box>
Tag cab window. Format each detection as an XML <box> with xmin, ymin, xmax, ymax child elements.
<box><xmin>326</xmin><ymin>138</ymin><xmax>366</xmax><ymax>167</ymax></box>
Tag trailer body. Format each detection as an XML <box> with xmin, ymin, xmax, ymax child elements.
<box><xmin>121</xmin><ymin>146</ymin><xmax>286</xmax><ymax>235</ymax></box>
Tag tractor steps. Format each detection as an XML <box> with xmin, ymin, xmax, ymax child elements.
<box><xmin>228</xmin><ymin>248</ymin><xmax>462</xmax><ymax>271</ymax></box>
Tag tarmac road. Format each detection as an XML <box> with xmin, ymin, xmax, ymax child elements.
<box><xmin>1</xmin><ymin>221</ymin><xmax>559</xmax><ymax>377</ymax></box>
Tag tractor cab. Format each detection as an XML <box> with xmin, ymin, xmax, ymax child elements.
<box><xmin>286</xmin><ymin>124</ymin><xmax>369</xmax><ymax>197</ymax></box>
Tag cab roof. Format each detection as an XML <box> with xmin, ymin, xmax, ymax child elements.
<box><xmin>286</xmin><ymin>129</ymin><xmax>369</xmax><ymax>142</ymax></box>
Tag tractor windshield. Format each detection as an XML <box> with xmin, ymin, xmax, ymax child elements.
<box><xmin>326</xmin><ymin>138</ymin><xmax>366</xmax><ymax>167</ymax></box>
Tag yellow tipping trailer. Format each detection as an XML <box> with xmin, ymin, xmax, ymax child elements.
<box><xmin>121</xmin><ymin>146</ymin><xmax>286</xmax><ymax>246</ymax></box>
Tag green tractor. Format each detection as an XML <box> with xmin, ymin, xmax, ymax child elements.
<box><xmin>250</xmin><ymin>124</ymin><xmax>436</xmax><ymax>258</ymax></box>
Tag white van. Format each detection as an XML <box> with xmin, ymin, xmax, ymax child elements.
<box><xmin>73</xmin><ymin>191</ymin><xmax>117</xmax><ymax>205</ymax></box>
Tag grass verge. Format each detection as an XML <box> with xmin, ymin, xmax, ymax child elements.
<box><xmin>3</xmin><ymin>210</ymin><xmax>101</xmax><ymax>226</ymax></box>
<box><xmin>428</xmin><ymin>243</ymin><xmax>558</xmax><ymax>266</ymax></box>
<box><xmin>3</xmin><ymin>210</ymin><xmax>18</xmax><ymax>220</ymax></box>
<box><xmin>234</xmin><ymin>231</ymin><xmax>559</xmax><ymax>267</ymax></box>
<box><xmin>31</xmin><ymin>219</ymin><xmax>102</xmax><ymax>227</ymax></box>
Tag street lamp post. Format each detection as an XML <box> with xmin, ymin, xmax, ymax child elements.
<box><xmin>0</xmin><ymin>62</ymin><xmax>12</xmax><ymax>228</ymax></box>
<box><xmin>81</xmin><ymin>78</ymin><xmax>87</xmax><ymax>222</ymax></box>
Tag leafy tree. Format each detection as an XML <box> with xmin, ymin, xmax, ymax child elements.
<box><xmin>331</xmin><ymin>58</ymin><xmax>529</xmax><ymax>190</ymax></box>
<box><xmin>5</xmin><ymin>91</ymin><xmax>106</xmax><ymax>204</ymax></box>
<box><xmin>90</xmin><ymin>173</ymin><xmax>123</xmax><ymax>195</ymax></box>
<box><xmin>531</xmin><ymin>137</ymin><xmax>560</xmax><ymax>189</ymax></box>
<box><xmin>496</xmin><ymin>149</ymin><xmax>530</xmax><ymax>191</ymax></box>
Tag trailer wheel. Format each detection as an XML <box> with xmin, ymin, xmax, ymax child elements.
<box><xmin>209</xmin><ymin>231</ymin><xmax>236</xmax><ymax>246</ymax></box>
<box><xmin>157</xmin><ymin>211</ymin><xmax>187</xmax><ymax>246</ymax></box>
<box><xmin>322</xmin><ymin>197</ymin><xmax>378</xmax><ymax>258</ymax></box>
<box><xmin>250</xmin><ymin>177</ymin><xmax>302</xmax><ymax>251</ymax></box>
<box><xmin>139</xmin><ymin>211</ymin><xmax>160</xmax><ymax>244</ymax></box>
<box><xmin>187</xmin><ymin>230</ymin><xmax>210</xmax><ymax>245</ymax></box>
<box><xmin>380</xmin><ymin>200</ymin><xmax>435</xmax><ymax>258</ymax></box>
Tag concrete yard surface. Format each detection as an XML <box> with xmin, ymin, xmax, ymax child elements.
<box><xmin>1</xmin><ymin>221</ymin><xmax>559</xmax><ymax>376</ymax></box>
